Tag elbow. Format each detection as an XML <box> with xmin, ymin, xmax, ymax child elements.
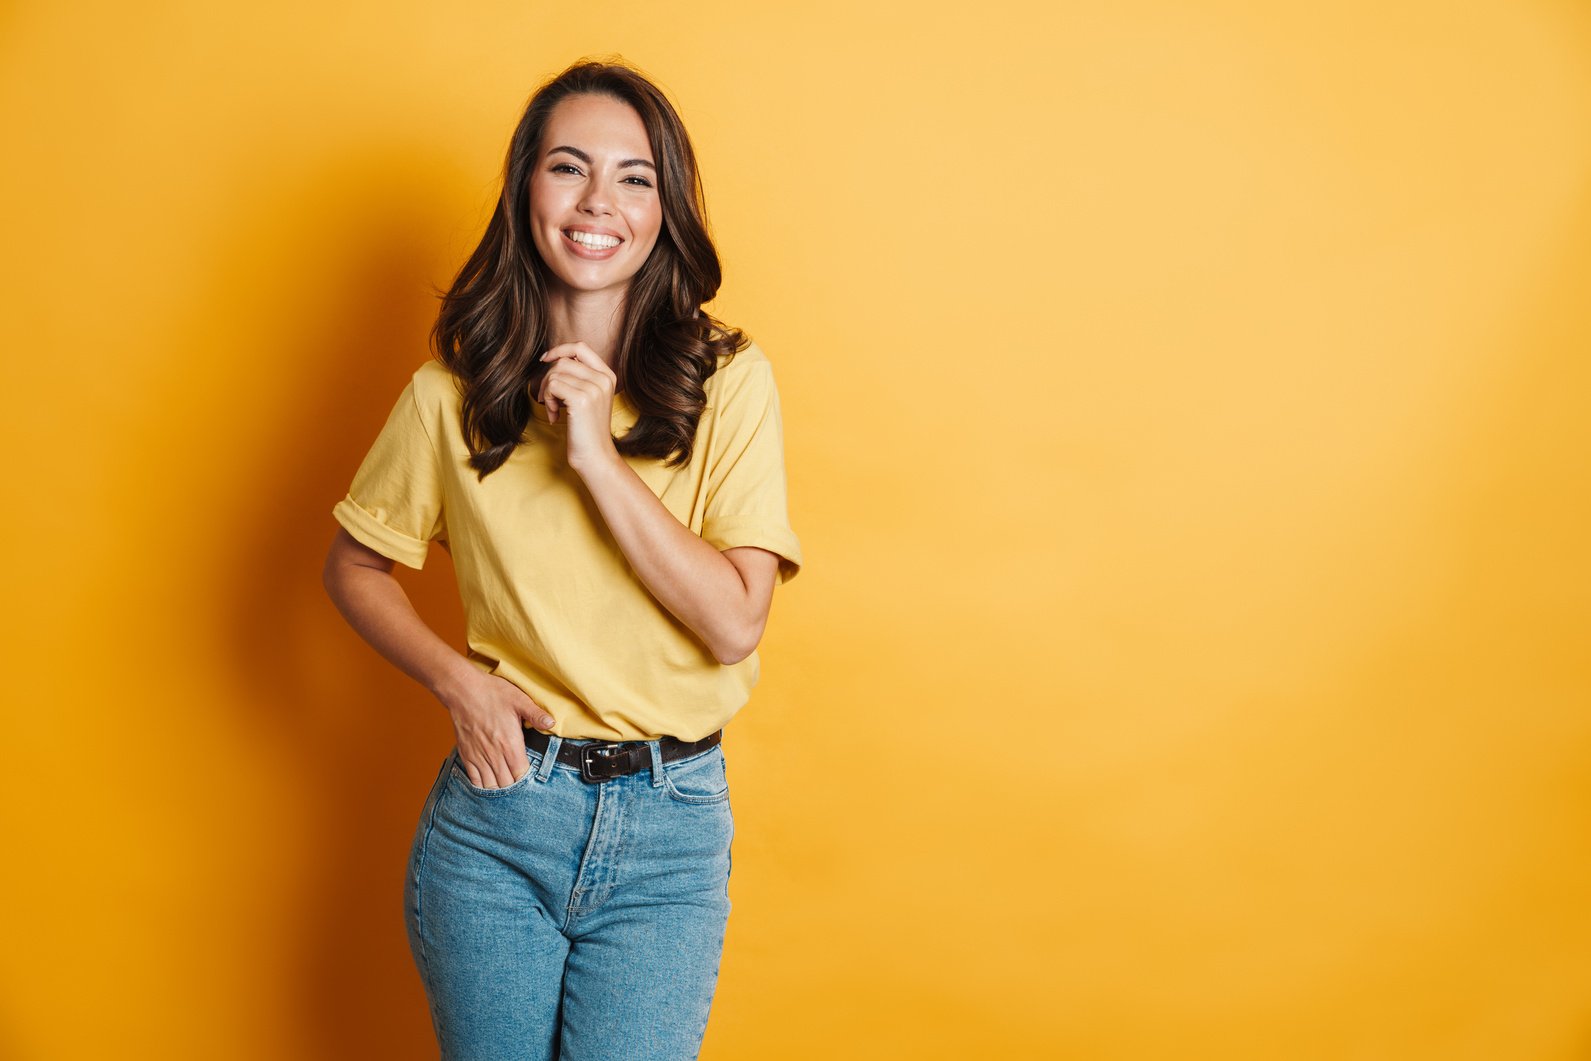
<box><xmin>320</xmin><ymin>550</ymin><xmax>342</xmax><ymax>601</ymax></box>
<box><xmin>711</xmin><ymin>614</ymin><xmax>766</xmax><ymax>666</ymax></box>
<box><xmin>321</xmin><ymin>542</ymin><xmax>359</xmax><ymax>603</ymax></box>
<box><xmin>712</xmin><ymin>637</ymin><xmax>753</xmax><ymax>667</ymax></box>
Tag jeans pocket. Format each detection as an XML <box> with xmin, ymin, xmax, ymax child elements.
<box><xmin>447</xmin><ymin>746</ymin><xmax>538</xmax><ymax>798</ymax></box>
<box><xmin>661</xmin><ymin>746</ymin><xmax>730</xmax><ymax>805</ymax></box>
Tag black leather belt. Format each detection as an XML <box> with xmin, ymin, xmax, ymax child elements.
<box><xmin>524</xmin><ymin>726</ymin><xmax>722</xmax><ymax>783</ymax></box>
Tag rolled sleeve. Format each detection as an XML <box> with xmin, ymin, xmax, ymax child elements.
<box><xmin>332</xmin><ymin>493</ymin><xmax>434</xmax><ymax>570</ymax></box>
<box><xmin>701</xmin><ymin>358</ymin><xmax>803</xmax><ymax>585</ymax></box>
<box><xmin>331</xmin><ymin>376</ymin><xmax>446</xmax><ymax>570</ymax></box>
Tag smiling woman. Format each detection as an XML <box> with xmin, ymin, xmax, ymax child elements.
<box><xmin>430</xmin><ymin>60</ymin><xmax>741</xmax><ymax>479</ymax></box>
<box><xmin>529</xmin><ymin>96</ymin><xmax>663</xmax><ymax>286</ymax></box>
<box><xmin>320</xmin><ymin>56</ymin><xmax>803</xmax><ymax>1061</ymax></box>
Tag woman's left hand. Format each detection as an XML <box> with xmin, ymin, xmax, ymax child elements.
<box><xmin>537</xmin><ymin>341</ymin><xmax>621</xmax><ymax>474</ymax></box>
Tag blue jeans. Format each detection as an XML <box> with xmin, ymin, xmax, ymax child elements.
<box><xmin>403</xmin><ymin>737</ymin><xmax>735</xmax><ymax>1060</ymax></box>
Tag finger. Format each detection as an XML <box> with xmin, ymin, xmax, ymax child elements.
<box><xmin>536</xmin><ymin>358</ymin><xmax>588</xmax><ymax>396</ymax></box>
<box><xmin>541</xmin><ymin>377</ymin><xmax>601</xmax><ymax>420</ymax></box>
<box><xmin>540</xmin><ymin>353</ymin><xmax>606</xmax><ymax>388</ymax></box>
<box><xmin>495</xmin><ymin>679</ymin><xmax>557</xmax><ymax>733</ymax></box>
<box><xmin>463</xmin><ymin>744</ymin><xmax>510</xmax><ymax>790</ymax></box>
<box><xmin>535</xmin><ymin>377</ymin><xmax>556</xmax><ymax>421</ymax></box>
<box><xmin>507</xmin><ymin>735</ymin><xmax>532</xmax><ymax>783</ymax></box>
<box><xmin>541</xmin><ymin>371</ymin><xmax>592</xmax><ymax>425</ymax></box>
<box><xmin>486</xmin><ymin>745</ymin><xmax>516</xmax><ymax>788</ymax></box>
<box><xmin>541</xmin><ymin>377</ymin><xmax>570</xmax><ymax>412</ymax></box>
<box><xmin>465</xmin><ymin>753</ymin><xmax>495</xmax><ymax>788</ymax></box>
<box><xmin>542</xmin><ymin>341</ymin><xmax>594</xmax><ymax>365</ymax></box>
<box><xmin>538</xmin><ymin>374</ymin><xmax>561</xmax><ymax>421</ymax></box>
<box><xmin>556</xmin><ymin>377</ymin><xmax>604</xmax><ymax>403</ymax></box>
<box><xmin>541</xmin><ymin>344</ymin><xmax>616</xmax><ymax>385</ymax></box>
<box><xmin>497</xmin><ymin>742</ymin><xmax>526</xmax><ymax>786</ymax></box>
<box><xmin>480</xmin><ymin>750</ymin><xmax>505</xmax><ymax>792</ymax></box>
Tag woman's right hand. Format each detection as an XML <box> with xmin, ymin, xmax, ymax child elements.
<box><xmin>441</xmin><ymin>670</ymin><xmax>557</xmax><ymax>790</ymax></box>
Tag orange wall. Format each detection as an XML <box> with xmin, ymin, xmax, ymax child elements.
<box><xmin>3</xmin><ymin>1</ymin><xmax>1589</xmax><ymax>1057</ymax></box>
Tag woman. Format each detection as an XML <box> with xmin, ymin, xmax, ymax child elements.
<box><xmin>321</xmin><ymin>58</ymin><xmax>802</xmax><ymax>1060</ymax></box>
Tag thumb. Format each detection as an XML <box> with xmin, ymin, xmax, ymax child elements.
<box><xmin>521</xmin><ymin>698</ymin><xmax>557</xmax><ymax>732</ymax></box>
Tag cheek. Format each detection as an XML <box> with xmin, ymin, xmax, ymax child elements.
<box><xmin>527</xmin><ymin>182</ymin><xmax>559</xmax><ymax>225</ymax></box>
<box><xmin>635</xmin><ymin>205</ymin><xmax>664</xmax><ymax>246</ymax></box>
<box><xmin>525</xmin><ymin>217</ymin><xmax>551</xmax><ymax>258</ymax></box>
<box><xmin>527</xmin><ymin>192</ymin><xmax>564</xmax><ymax>254</ymax></box>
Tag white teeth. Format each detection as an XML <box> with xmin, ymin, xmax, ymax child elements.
<box><xmin>565</xmin><ymin>230</ymin><xmax>620</xmax><ymax>249</ymax></box>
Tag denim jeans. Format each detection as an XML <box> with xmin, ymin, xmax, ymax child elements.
<box><xmin>403</xmin><ymin>736</ymin><xmax>735</xmax><ymax>1060</ymax></box>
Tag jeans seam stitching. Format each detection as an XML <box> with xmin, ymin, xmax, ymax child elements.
<box><xmin>412</xmin><ymin>759</ymin><xmax>448</xmax><ymax>1044</ymax></box>
<box><xmin>662</xmin><ymin>779</ymin><xmax>730</xmax><ymax>805</ymax></box>
<box><xmin>660</xmin><ymin>752</ymin><xmax>730</xmax><ymax>804</ymax></box>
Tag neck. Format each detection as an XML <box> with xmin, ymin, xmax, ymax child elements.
<box><xmin>543</xmin><ymin>285</ymin><xmax>626</xmax><ymax>373</ymax></box>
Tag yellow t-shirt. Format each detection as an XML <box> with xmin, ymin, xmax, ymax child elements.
<box><xmin>331</xmin><ymin>341</ymin><xmax>802</xmax><ymax>741</ymax></box>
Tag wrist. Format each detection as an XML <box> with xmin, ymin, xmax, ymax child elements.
<box><xmin>427</xmin><ymin>654</ymin><xmax>482</xmax><ymax>713</ymax></box>
<box><xmin>572</xmin><ymin>446</ymin><xmax>627</xmax><ymax>485</ymax></box>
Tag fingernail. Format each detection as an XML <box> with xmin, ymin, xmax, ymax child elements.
<box><xmin>543</xmin><ymin>717</ymin><xmax>556</xmax><ymax>729</ymax></box>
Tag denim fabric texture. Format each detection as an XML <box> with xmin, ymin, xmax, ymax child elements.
<box><xmin>404</xmin><ymin>736</ymin><xmax>734</xmax><ymax>1061</ymax></box>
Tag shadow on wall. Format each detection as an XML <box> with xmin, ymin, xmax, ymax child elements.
<box><xmin>142</xmin><ymin>137</ymin><xmax>480</xmax><ymax>1056</ymax></box>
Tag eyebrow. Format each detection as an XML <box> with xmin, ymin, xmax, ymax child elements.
<box><xmin>547</xmin><ymin>145</ymin><xmax>656</xmax><ymax>171</ymax></box>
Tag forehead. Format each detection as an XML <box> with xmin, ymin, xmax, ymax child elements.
<box><xmin>542</xmin><ymin>94</ymin><xmax>653</xmax><ymax>158</ymax></box>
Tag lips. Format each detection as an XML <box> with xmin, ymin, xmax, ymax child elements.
<box><xmin>560</xmin><ymin>228</ymin><xmax>624</xmax><ymax>261</ymax></box>
<box><xmin>562</xmin><ymin>227</ymin><xmax>623</xmax><ymax>247</ymax></box>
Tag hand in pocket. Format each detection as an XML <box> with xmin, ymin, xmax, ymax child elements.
<box><xmin>443</xmin><ymin>670</ymin><xmax>553</xmax><ymax>789</ymax></box>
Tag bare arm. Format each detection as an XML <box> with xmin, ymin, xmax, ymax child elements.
<box><xmin>578</xmin><ymin>455</ymin><xmax>781</xmax><ymax>665</ymax></box>
<box><xmin>538</xmin><ymin>342</ymin><xmax>785</xmax><ymax>665</ymax></box>
<box><xmin>320</xmin><ymin>527</ymin><xmax>557</xmax><ymax>788</ymax></box>
<box><xmin>320</xmin><ymin>527</ymin><xmax>479</xmax><ymax>705</ymax></box>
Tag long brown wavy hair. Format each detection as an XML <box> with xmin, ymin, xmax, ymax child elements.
<box><xmin>430</xmin><ymin>57</ymin><xmax>749</xmax><ymax>478</ymax></box>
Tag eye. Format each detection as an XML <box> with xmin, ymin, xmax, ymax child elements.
<box><xmin>551</xmin><ymin>163</ymin><xmax>581</xmax><ymax>175</ymax></box>
<box><xmin>624</xmin><ymin>176</ymin><xmax>654</xmax><ymax>188</ymax></box>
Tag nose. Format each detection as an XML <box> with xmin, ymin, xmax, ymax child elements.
<box><xmin>578</xmin><ymin>179</ymin><xmax>613</xmax><ymax>216</ymax></box>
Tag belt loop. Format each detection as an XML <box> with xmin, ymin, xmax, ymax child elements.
<box><xmin>647</xmin><ymin>740</ymin><xmax>665</xmax><ymax>788</ymax></box>
<box><xmin>535</xmin><ymin>735</ymin><xmax>561</xmax><ymax>782</ymax></box>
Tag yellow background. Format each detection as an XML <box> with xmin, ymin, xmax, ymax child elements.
<box><xmin>3</xmin><ymin>1</ymin><xmax>1589</xmax><ymax>1057</ymax></box>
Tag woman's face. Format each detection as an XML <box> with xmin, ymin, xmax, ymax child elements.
<box><xmin>528</xmin><ymin>94</ymin><xmax>663</xmax><ymax>298</ymax></box>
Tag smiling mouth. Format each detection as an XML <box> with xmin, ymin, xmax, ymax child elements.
<box><xmin>562</xmin><ymin>229</ymin><xmax>623</xmax><ymax>250</ymax></box>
